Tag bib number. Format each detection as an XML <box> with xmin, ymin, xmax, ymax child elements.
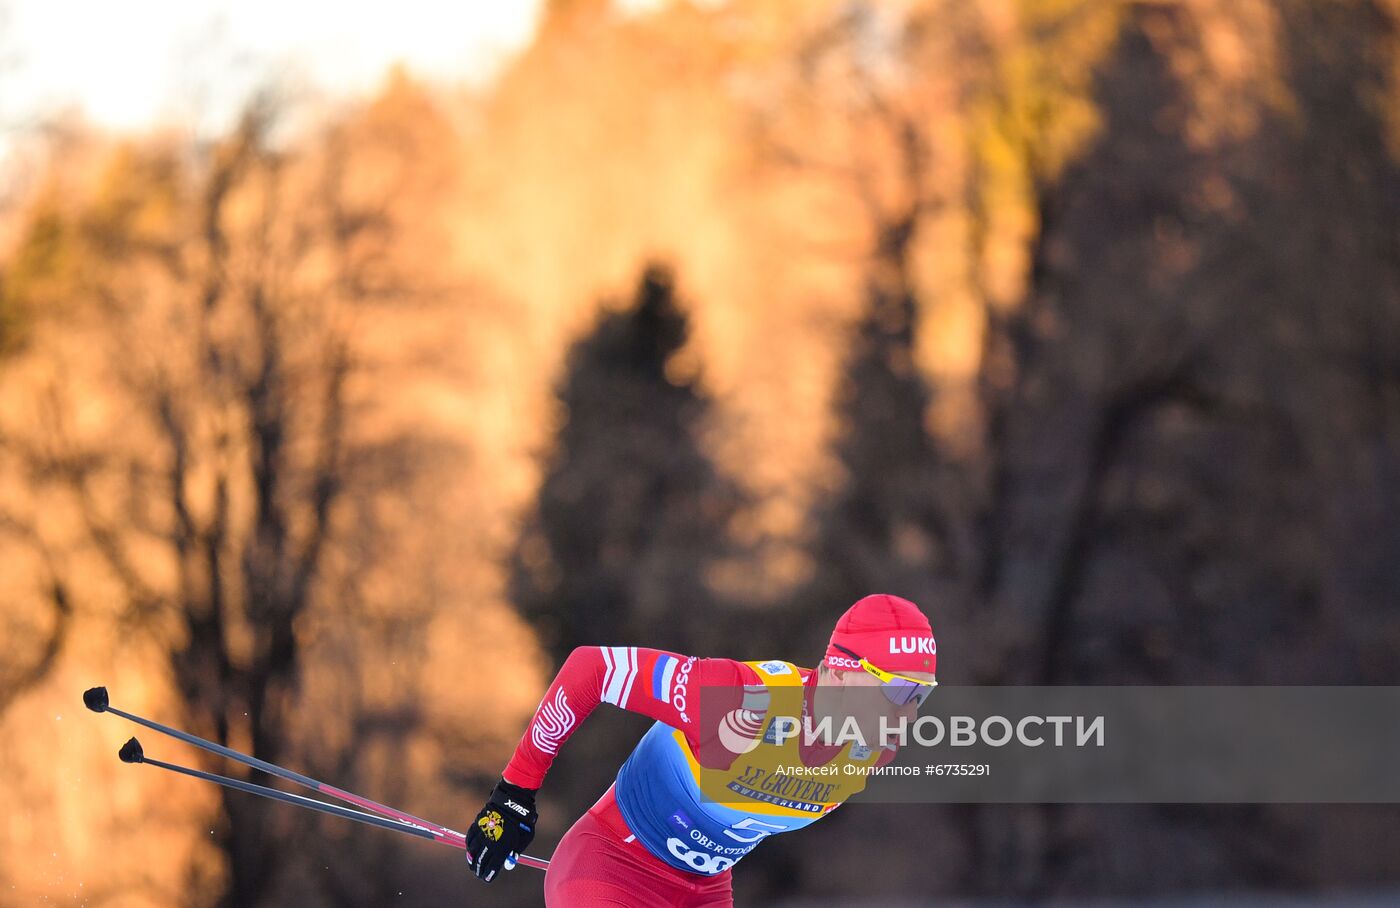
<box><xmin>723</xmin><ymin>817</ymin><xmax>784</xmax><ymax>844</ymax></box>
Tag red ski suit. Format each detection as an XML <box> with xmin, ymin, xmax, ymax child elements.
<box><xmin>501</xmin><ymin>646</ymin><xmax>896</xmax><ymax>907</ymax></box>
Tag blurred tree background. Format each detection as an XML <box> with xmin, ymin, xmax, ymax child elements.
<box><xmin>1</xmin><ymin>0</ymin><xmax>1398</xmax><ymax>905</ymax></box>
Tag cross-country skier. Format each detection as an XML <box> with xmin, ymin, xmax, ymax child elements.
<box><xmin>465</xmin><ymin>593</ymin><xmax>937</xmax><ymax>907</ymax></box>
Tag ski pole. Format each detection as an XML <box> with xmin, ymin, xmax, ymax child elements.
<box><xmin>86</xmin><ymin>686</ymin><xmax>550</xmax><ymax>871</ymax></box>
<box><xmin>83</xmin><ymin>686</ymin><xmax>459</xmax><ymax>839</ymax></box>
<box><xmin>117</xmin><ymin>736</ymin><xmax>453</xmax><ymax>842</ymax></box>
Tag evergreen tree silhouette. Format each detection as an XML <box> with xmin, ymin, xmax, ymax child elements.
<box><xmin>511</xmin><ymin>262</ymin><xmax>743</xmax><ymax>670</ymax></box>
<box><xmin>785</xmin><ymin>259</ymin><xmax>957</xmax><ymax>665</ymax></box>
<box><xmin>755</xmin><ymin>241</ymin><xmax>960</xmax><ymax>907</ymax></box>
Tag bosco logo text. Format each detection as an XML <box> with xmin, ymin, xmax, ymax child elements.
<box><xmin>670</xmin><ymin>657</ymin><xmax>696</xmax><ymax>723</ymax></box>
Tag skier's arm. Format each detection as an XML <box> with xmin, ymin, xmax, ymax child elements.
<box><xmin>502</xmin><ymin>645</ymin><xmax>754</xmax><ymax>789</ymax></box>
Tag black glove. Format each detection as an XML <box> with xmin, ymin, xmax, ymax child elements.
<box><xmin>466</xmin><ymin>778</ymin><xmax>538</xmax><ymax>882</ymax></box>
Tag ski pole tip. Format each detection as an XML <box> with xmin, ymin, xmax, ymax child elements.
<box><xmin>83</xmin><ymin>687</ymin><xmax>109</xmax><ymax>713</ymax></box>
<box><xmin>119</xmin><ymin>737</ymin><xmax>145</xmax><ymax>764</ymax></box>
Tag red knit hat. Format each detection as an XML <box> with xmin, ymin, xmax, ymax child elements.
<box><xmin>825</xmin><ymin>594</ymin><xmax>936</xmax><ymax>675</ymax></box>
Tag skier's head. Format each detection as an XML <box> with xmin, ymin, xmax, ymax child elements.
<box><xmin>824</xmin><ymin>594</ymin><xmax>936</xmax><ymax>678</ymax></box>
<box><xmin>815</xmin><ymin>594</ymin><xmax>937</xmax><ymax>742</ymax></box>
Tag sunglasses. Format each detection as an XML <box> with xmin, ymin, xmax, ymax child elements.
<box><xmin>830</xmin><ymin>644</ymin><xmax>937</xmax><ymax>707</ymax></box>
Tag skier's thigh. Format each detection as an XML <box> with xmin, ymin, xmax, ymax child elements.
<box><xmin>689</xmin><ymin>892</ymin><xmax>734</xmax><ymax>908</ymax></box>
<box><xmin>545</xmin><ymin>879</ymin><xmax>649</xmax><ymax>907</ymax></box>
